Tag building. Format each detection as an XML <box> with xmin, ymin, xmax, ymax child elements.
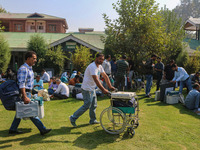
<box><xmin>0</xmin><ymin>13</ymin><xmax>68</xmax><ymax>33</ymax></box>
<box><xmin>1</xmin><ymin>30</ymin><xmax>105</xmax><ymax>75</ymax></box>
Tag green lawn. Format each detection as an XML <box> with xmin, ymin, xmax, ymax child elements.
<box><xmin>0</xmin><ymin>85</ymin><xmax>199</xmax><ymax>150</ymax></box>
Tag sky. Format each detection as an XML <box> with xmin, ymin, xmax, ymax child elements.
<box><xmin>0</xmin><ymin>0</ymin><xmax>180</xmax><ymax>32</ymax></box>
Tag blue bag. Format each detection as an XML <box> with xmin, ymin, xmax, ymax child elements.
<box><xmin>0</xmin><ymin>80</ymin><xmax>21</xmax><ymax>110</ymax></box>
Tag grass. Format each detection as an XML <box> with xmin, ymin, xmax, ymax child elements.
<box><xmin>0</xmin><ymin>84</ymin><xmax>199</xmax><ymax>150</ymax></box>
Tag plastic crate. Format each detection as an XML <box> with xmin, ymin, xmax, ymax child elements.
<box><xmin>166</xmin><ymin>95</ymin><xmax>179</xmax><ymax>104</ymax></box>
<box><xmin>155</xmin><ymin>91</ymin><xmax>160</xmax><ymax>101</ymax></box>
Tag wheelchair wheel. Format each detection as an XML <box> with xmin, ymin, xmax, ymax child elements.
<box><xmin>100</xmin><ymin>107</ymin><xmax>126</xmax><ymax>135</ymax></box>
<box><xmin>127</xmin><ymin>127</ymin><xmax>135</xmax><ymax>138</ymax></box>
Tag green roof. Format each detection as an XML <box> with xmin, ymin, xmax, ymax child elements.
<box><xmin>0</xmin><ymin>13</ymin><xmax>65</xmax><ymax>19</ymax></box>
<box><xmin>184</xmin><ymin>38</ymin><xmax>200</xmax><ymax>50</ymax></box>
<box><xmin>1</xmin><ymin>32</ymin><xmax>105</xmax><ymax>50</ymax></box>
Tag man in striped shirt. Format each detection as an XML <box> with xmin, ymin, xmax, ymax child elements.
<box><xmin>9</xmin><ymin>51</ymin><xmax>51</xmax><ymax>135</ymax></box>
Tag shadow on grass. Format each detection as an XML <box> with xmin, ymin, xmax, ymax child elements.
<box><xmin>73</xmin><ymin>130</ymin><xmax>123</xmax><ymax>149</ymax></box>
<box><xmin>0</xmin><ymin>125</ymin><xmax>88</xmax><ymax>148</ymax></box>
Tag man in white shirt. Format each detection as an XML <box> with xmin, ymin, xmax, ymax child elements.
<box><xmin>70</xmin><ymin>53</ymin><xmax>115</xmax><ymax>127</ymax></box>
<box><xmin>171</xmin><ymin>64</ymin><xmax>192</xmax><ymax>94</ymax></box>
<box><xmin>51</xmin><ymin>79</ymin><xmax>69</xmax><ymax>99</ymax></box>
<box><xmin>41</xmin><ymin>69</ymin><xmax>50</xmax><ymax>83</ymax></box>
<box><xmin>102</xmin><ymin>55</ymin><xmax>113</xmax><ymax>91</ymax></box>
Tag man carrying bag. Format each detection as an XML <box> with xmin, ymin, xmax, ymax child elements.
<box><xmin>9</xmin><ymin>51</ymin><xmax>51</xmax><ymax>135</ymax></box>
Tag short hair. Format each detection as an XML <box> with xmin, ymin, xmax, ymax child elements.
<box><xmin>42</xmin><ymin>69</ymin><xmax>46</xmax><ymax>72</ymax></box>
<box><xmin>96</xmin><ymin>53</ymin><xmax>104</xmax><ymax>58</ymax></box>
<box><xmin>36</xmin><ymin>75</ymin><xmax>40</xmax><ymax>78</ymax></box>
<box><xmin>169</xmin><ymin>60</ymin><xmax>175</xmax><ymax>64</ymax></box>
<box><xmin>122</xmin><ymin>55</ymin><xmax>127</xmax><ymax>59</ymax></box>
<box><xmin>192</xmin><ymin>83</ymin><xmax>199</xmax><ymax>89</ymax></box>
<box><xmin>157</xmin><ymin>57</ymin><xmax>161</xmax><ymax>59</ymax></box>
<box><xmin>151</xmin><ymin>54</ymin><xmax>157</xmax><ymax>58</ymax></box>
<box><xmin>105</xmin><ymin>55</ymin><xmax>111</xmax><ymax>59</ymax></box>
<box><xmin>171</xmin><ymin>64</ymin><xmax>177</xmax><ymax>68</ymax></box>
<box><xmin>75</xmin><ymin>75</ymin><xmax>80</xmax><ymax>79</ymax></box>
<box><xmin>25</xmin><ymin>51</ymin><xmax>36</xmax><ymax>60</ymax></box>
<box><xmin>56</xmin><ymin>78</ymin><xmax>61</xmax><ymax>83</ymax></box>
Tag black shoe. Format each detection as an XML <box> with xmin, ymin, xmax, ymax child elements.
<box><xmin>40</xmin><ymin>129</ymin><xmax>52</xmax><ymax>135</ymax></box>
<box><xmin>9</xmin><ymin>130</ymin><xmax>23</xmax><ymax>134</ymax></box>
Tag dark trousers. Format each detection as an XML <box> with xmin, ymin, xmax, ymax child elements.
<box><xmin>53</xmin><ymin>93</ymin><xmax>68</xmax><ymax>99</ymax></box>
<box><xmin>115</xmin><ymin>75</ymin><xmax>125</xmax><ymax>91</ymax></box>
<box><xmin>156</xmin><ymin>75</ymin><xmax>162</xmax><ymax>91</ymax></box>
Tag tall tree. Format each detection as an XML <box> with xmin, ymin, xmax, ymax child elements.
<box><xmin>174</xmin><ymin>0</ymin><xmax>200</xmax><ymax>22</ymax></box>
<box><xmin>27</xmin><ymin>34</ymin><xmax>48</xmax><ymax>70</ymax></box>
<box><xmin>103</xmin><ymin>0</ymin><xmax>167</xmax><ymax>70</ymax></box>
<box><xmin>0</xmin><ymin>6</ymin><xmax>7</xmax><ymax>31</ymax></box>
<box><xmin>0</xmin><ymin>34</ymin><xmax>11</xmax><ymax>73</ymax></box>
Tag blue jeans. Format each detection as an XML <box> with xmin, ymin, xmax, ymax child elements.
<box><xmin>145</xmin><ymin>74</ymin><xmax>153</xmax><ymax>96</ymax></box>
<box><xmin>9</xmin><ymin>92</ymin><xmax>46</xmax><ymax>132</ymax></box>
<box><xmin>179</xmin><ymin>78</ymin><xmax>192</xmax><ymax>94</ymax></box>
<box><xmin>71</xmin><ymin>89</ymin><xmax>97</xmax><ymax>123</ymax></box>
<box><xmin>48</xmin><ymin>89</ymin><xmax>54</xmax><ymax>95</ymax></box>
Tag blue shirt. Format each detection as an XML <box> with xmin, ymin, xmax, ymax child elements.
<box><xmin>172</xmin><ymin>67</ymin><xmax>189</xmax><ymax>82</ymax></box>
<box><xmin>33</xmin><ymin>79</ymin><xmax>43</xmax><ymax>90</ymax></box>
<box><xmin>110</xmin><ymin>60</ymin><xmax>117</xmax><ymax>72</ymax></box>
<box><xmin>155</xmin><ymin>62</ymin><xmax>164</xmax><ymax>76</ymax></box>
<box><xmin>185</xmin><ymin>89</ymin><xmax>200</xmax><ymax>110</ymax></box>
<box><xmin>17</xmin><ymin>63</ymin><xmax>34</xmax><ymax>89</ymax></box>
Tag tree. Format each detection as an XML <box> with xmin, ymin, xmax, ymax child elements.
<box><xmin>174</xmin><ymin>0</ymin><xmax>200</xmax><ymax>23</ymax></box>
<box><xmin>70</xmin><ymin>45</ymin><xmax>93</xmax><ymax>73</ymax></box>
<box><xmin>27</xmin><ymin>34</ymin><xmax>48</xmax><ymax>70</ymax></box>
<box><xmin>103</xmin><ymin>0</ymin><xmax>167</xmax><ymax>71</ymax></box>
<box><xmin>43</xmin><ymin>46</ymin><xmax>67</xmax><ymax>75</ymax></box>
<box><xmin>0</xmin><ymin>34</ymin><xmax>11</xmax><ymax>73</ymax></box>
<box><xmin>103</xmin><ymin>0</ymin><xmax>185</xmax><ymax>70</ymax></box>
<box><xmin>159</xmin><ymin>6</ymin><xmax>185</xmax><ymax>62</ymax></box>
<box><xmin>0</xmin><ymin>6</ymin><xmax>7</xmax><ymax>31</ymax></box>
<box><xmin>184</xmin><ymin>51</ymin><xmax>200</xmax><ymax>74</ymax></box>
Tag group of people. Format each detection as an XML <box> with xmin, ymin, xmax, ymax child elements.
<box><xmin>6</xmin><ymin>50</ymin><xmax>199</xmax><ymax>135</ymax></box>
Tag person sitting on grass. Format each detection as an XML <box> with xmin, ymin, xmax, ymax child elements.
<box><xmin>48</xmin><ymin>77</ymin><xmax>58</xmax><ymax>95</ymax></box>
<box><xmin>32</xmin><ymin>75</ymin><xmax>43</xmax><ymax>94</ymax></box>
<box><xmin>50</xmin><ymin>79</ymin><xmax>69</xmax><ymax>99</ymax></box>
<box><xmin>191</xmin><ymin>72</ymin><xmax>200</xmax><ymax>85</ymax></box>
<box><xmin>184</xmin><ymin>83</ymin><xmax>200</xmax><ymax>114</ymax></box>
<box><xmin>69</xmin><ymin>75</ymin><xmax>80</xmax><ymax>86</ymax></box>
<box><xmin>41</xmin><ymin>69</ymin><xmax>50</xmax><ymax>83</ymax></box>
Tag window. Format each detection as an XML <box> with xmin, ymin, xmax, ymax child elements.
<box><xmin>30</xmin><ymin>26</ymin><xmax>35</xmax><ymax>30</ymax></box>
<box><xmin>49</xmin><ymin>24</ymin><xmax>56</xmax><ymax>32</ymax></box>
<box><xmin>15</xmin><ymin>24</ymin><xmax>22</xmax><ymax>31</ymax></box>
<box><xmin>38</xmin><ymin>26</ymin><xmax>44</xmax><ymax>30</ymax></box>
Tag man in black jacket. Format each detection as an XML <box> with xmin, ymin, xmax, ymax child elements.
<box><xmin>145</xmin><ymin>54</ymin><xmax>157</xmax><ymax>97</ymax></box>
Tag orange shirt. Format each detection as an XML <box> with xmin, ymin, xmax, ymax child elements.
<box><xmin>69</xmin><ymin>78</ymin><xmax>79</xmax><ymax>86</ymax></box>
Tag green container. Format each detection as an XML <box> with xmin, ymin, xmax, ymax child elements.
<box><xmin>31</xmin><ymin>97</ymin><xmax>43</xmax><ymax>106</ymax></box>
<box><xmin>167</xmin><ymin>91</ymin><xmax>179</xmax><ymax>96</ymax></box>
<box><xmin>113</xmin><ymin>107</ymin><xmax>135</xmax><ymax>114</ymax></box>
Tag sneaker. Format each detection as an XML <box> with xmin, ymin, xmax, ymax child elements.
<box><xmin>89</xmin><ymin>120</ymin><xmax>100</xmax><ymax>124</ymax></box>
<box><xmin>40</xmin><ymin>129</ymin><xmax>52</xmax><ymax>135</ymax></box>
<box><xmin>69</xmin><ymin>116</ymin><xmax>77</xmax><ymax>127</ymax></box>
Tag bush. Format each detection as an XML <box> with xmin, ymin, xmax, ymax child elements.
<box><xmin>184</xmin><ymin>51</ymin><xmax>200</xmax><ymax>74</ymax></box>
<box><xmin>0</xmin><ymin>34</ymin><xmax>11</xmax><ymax>73</ymax></box>
<box><xmin>70</xmin><ymin>45</ymin><xmax>93</xmax><ymax>73</ymax></box>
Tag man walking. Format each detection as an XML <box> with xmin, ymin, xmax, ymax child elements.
<box><xmin>144</xmin><ymin>54</ymin><xmax>157</xmax><ymax>97</ymax></box>
<box><xmin>9</xmin><ymin>51</ymin><xmax>51</xmax><ymax>135</ymax></box>
<box><xmin>70</xmin><ymin>53</ymin><xmax>115</xmax><ymax>127</ymax></box>
<box><xmin>115</xmin><ymin>55</ymin><xmax>129</xmax><ymax>91</ymax></box>
<box><xmin>102</xmin><ymin>55</ymin><xmax>113</xmax><ymax>88</ymax></box>
<box><xmin>154</xmin><ymin>57</ymin><xmax>164</xmax><ymax>91</ymax></box>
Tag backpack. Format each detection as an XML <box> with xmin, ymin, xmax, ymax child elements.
<box><xmin>72</xmin><ymin>87</ymin><xmax>82</xmax><ymax>98</ymax></box>
<box><xmin>0</xmin><ymin>80</ymin><xmax>22</xmax><ymax>110</ymax></box>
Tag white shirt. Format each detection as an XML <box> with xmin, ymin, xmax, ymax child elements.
<box><xmin>102</xmin><ymin>59</ymin><xmax>111</xmax><ymax>74</ymax></box>
<box><xmin>41</xmin><ymin>72</ymin><xmax>50</xmax><ymax>82</ymax></box>
<box><xmin>81</xmin><ymin>62</ymin><xmax>105</xmax><ymax>91</ymax></box>
<box><xmin>172</xmin><ymin>67</ymin><xmax>189</xmax><ymax>82</ymax></box>
<box><xmin>55</xmin><ymin>82</ymin><xmax>69</xmax><ymax>97</ymax></box>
